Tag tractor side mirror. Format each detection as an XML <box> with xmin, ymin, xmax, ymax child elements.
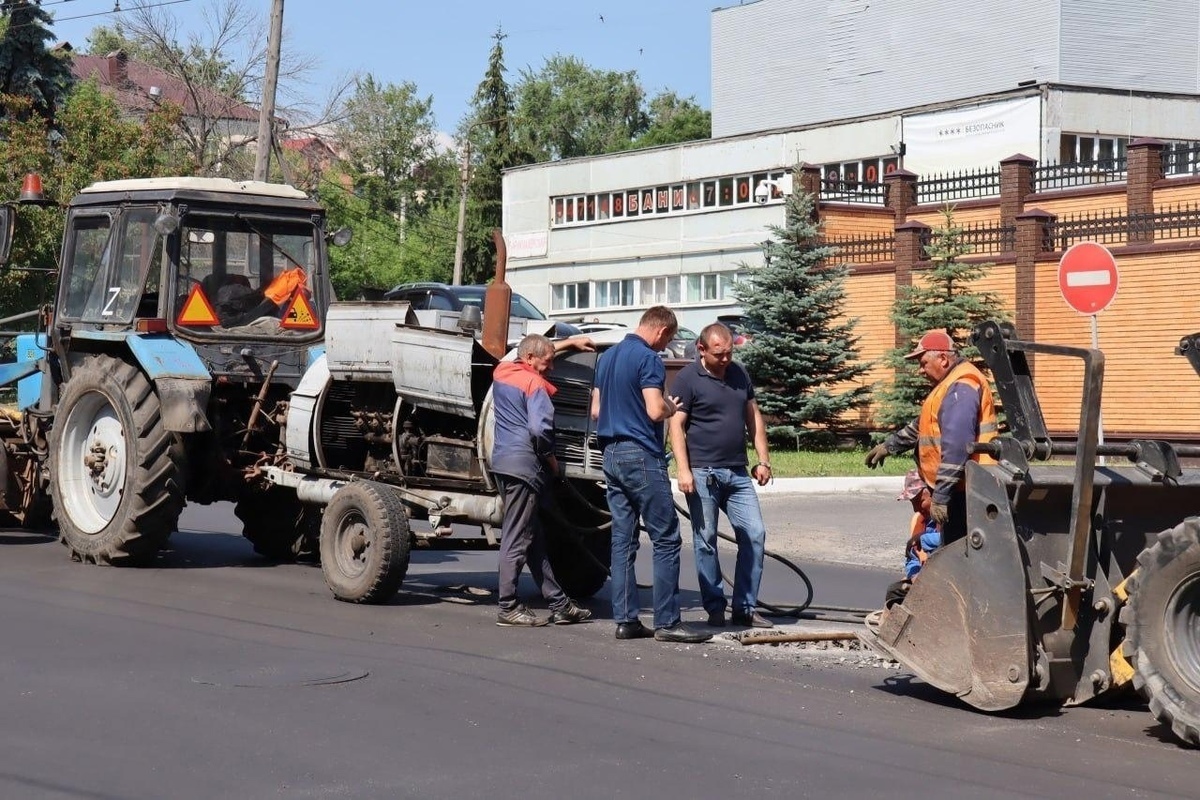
<box><xmin>0</xmin><ymin>204</ymin><xmax>14</xmax><ymax>266</ymax></box>
<box><xmin>328</xmin><ymin>227</ymin><xmax>352</xmax><ymax>247</ymax></box>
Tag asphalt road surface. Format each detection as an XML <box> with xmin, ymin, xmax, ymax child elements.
<box><xmin>0</xmin><ymin>498</ymin><xmax>1195</xmax><ymax>800</ymax></box>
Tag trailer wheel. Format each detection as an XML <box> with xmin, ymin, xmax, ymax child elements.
<box><xmin>319</xmin><ymin>481</ymin><xmax>411</xmax><ymax>604</ymax></box>
<box><xmin>236</xmin><ymin>487</ymin><xmax>318</xmax><ymax>562</ymax></box>
<box><xmin>49</xmin><ymin>355</ymin><xmax>184</xmax><ymax>565</ymax></box>
<box><xmin>1123</xmin><ymin>518</ymin><xmax>1200</xmax><ymax>746</ymax></box>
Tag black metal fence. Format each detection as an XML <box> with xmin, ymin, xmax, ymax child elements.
<box><xmin>1047</xmin><ymin>208</ymin><xmax>1132</xmax><ymax>250</ymax></box>
<box><xmin>820</xmin><ymin>180</ymin><xmax>886</xmax><ymax>206</ymax></box>
<box><xmin>1165</xmin><ymin>142</ymin><xmax>1200</xmax><ymax>177</ymax></box>
<box><xmin>957</xmin><ymin>222</ymin><xmax>1017</xmax><ymax>255</ymax></box>
<box><xmin>821</xmin><ymin>234</ymin><xmax>894</xmax><ymax>264</ymax></box>
<box><xmin>916</xmin><ymin>167</ymin><xmax>1002</xmax><ymax>205</ymax></box>
<box><xmin>1032</xmin><ymin>158</ymin><xmax>1128</xmax><ymax>193</ymax></box>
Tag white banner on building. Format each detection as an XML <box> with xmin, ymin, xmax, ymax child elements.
<box><xmin>506</xmin><ymin>230</ymin><xmax>548</xmax><ymax>259</ymax></box>
<box><xmin>903</xmin><ymin>96</ymin><xmax>1041</xmax><ymax>175</ymax></box>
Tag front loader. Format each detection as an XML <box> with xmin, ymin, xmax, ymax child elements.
<box><xmin>859</xmin><ymin>320</ymin><xmax>1200</xmax><ymax>747</ymax></box>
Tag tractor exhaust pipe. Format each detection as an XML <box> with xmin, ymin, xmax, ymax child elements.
<box><xmin>481</xmin><ymin>229</ymin><xmax>511</xmax><ymax>360</ymax></box>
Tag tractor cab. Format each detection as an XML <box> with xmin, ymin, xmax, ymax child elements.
<box><xmin>57</xmin><ymin>177</ymin><xmax>336</xmax><ymax>342</ymax></box>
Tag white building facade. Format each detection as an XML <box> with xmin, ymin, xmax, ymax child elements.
<box><xmin>501</xmin><ymin>0</ymin><xmax>1200</xmax><ymax>333</ymax></box>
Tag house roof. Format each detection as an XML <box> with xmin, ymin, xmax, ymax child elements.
<box><xmin>71</xmin><ymin>51</ymin><xmax>259</xmax><ymax>122</ymax></box>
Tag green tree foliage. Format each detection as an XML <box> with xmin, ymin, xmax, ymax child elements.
<box><xmin>338</xmin><ymin>75</ymin><xmax>440</xmax><ymax>219</ymax></box>
<box><xmin>514</xmin><ymin>55</ymin><xmax>648</xmax><ymax>160</ymax></box>
<box><xmin>735</xmin><ymin>189</ymin><xmax>873</xmax><ymax>447</ymax></box>
<box><xmin>874</xmin><ymin>206</ymin><xmax>1010</xmax><ymax>431</ymax></box>
<box><xmin>0</xmin><ymin>0</ymin><xmax>75</xmax><ymax>127</ymax></box>
<box><xmin>320</xmin><ymin>179</ymin><xmax>455</xmax><ymax>299</ymax></box>
<box><xmin>460</xmin><ymin>28</ymin><xmax>533</xmax><ymax>284</ymax></box>
<box><xmin>0</xmin><ymin>85</ymin><xmax>188</xmax><ymax>321</ymax></box>
<box><xmin>628</xmin><ymin>91</ymin><xmax>710</xmax><ymax>150</ymax></box>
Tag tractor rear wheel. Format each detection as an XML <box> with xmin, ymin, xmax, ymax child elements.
<box><xmin>49</xmin><ymin>356</ymin><xmax>184</xmax><ymax>565</ymax></box>
<box><xmin>319</xmin><ymin>481</ymin><xmax>410</xmax><ymax>604</ymax></box>
<box><xmin>236</xmin><ymin>486</ymin><xmax>318</xmax><ymax>562</ymax></box>
<box><xmin>1123</xmin><ymin>518</ymin><xmax>1200</xmax><ymax>746</ymax></box>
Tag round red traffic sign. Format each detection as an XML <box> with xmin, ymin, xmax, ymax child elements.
<box><xmin>1058</xmin><ymin>241</ymin><xmax>1119</xmax><ymax>315</ymax></box>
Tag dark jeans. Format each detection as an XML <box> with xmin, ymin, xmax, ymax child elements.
<box><xmin>602</xmin><ymin>441</ymin><xmax>682</xmax><ymax>629</ymax></box>
<box><xmin>495</xmin><ymin>474</ymin><xmax>567</xmax><ymax>612</ymax></box>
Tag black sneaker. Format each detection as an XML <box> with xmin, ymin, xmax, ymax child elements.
<box><xmin>497</xmin><ymin>605</ymin><xmax>549</xmax><ymax>627</ymax></box>
<box><xmin>549</xmin><ymin>600</ymin><xmax>594</xmax><ymax>625</ymax></box>
<box><xmin>730</xmin><ymin>610</ymin><xmax>774</xmax><ymax>629</ymax></box>
<box><xmin>653</xmin><ymin>622</ymin><xmax>713</xmax><ymax>643</ymax></box>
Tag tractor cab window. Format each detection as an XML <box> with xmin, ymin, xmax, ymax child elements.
<box><xmin>62</xmin><ymin>208</ymin><xmax>165</xmax><ymax>324</ymax></box>
<box><xmin>174</xmin><ymin>214</ymin><xmax>320</xmax><ymax>335</ymax></box>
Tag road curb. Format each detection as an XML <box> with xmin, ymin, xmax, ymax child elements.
<box><xmin>671</xmin><ymin>476</ymin><xmax>905</xmax><ymax>496</ymax></box>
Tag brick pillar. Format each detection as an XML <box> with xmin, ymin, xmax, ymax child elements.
<box><xmin>884</xmin><ymin>169</ymin><xmax>918</xmax><ymax>224</ymax></box>
<box><xmin>797</xmin><ymin>163</ymin><xmax>822</xmax><ymax>223</ymax></box>
<box><xmin>1126</xmin><ymin>138</ymin><xmax>1165</xmax><ymax>243</ymax></box>
<box><xmin>999</xmin><ymin>153</ymin><xmax>1036</xmax><ymax>231</ymax></box>
<box><xmin>894</xmin><ymin>220</ymin><xmax>931</xmax><ymax>347</ymax></box>
<box><xmin>1014</xmin><ymin>209</ymin><xmax>1055</xmax><ymax>346</ymax></box>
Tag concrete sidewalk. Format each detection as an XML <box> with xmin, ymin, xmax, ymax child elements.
<box><xmin>671</xmin><ymin>475</ymin><xmax>904</xmax><ymax>495</ymax></box>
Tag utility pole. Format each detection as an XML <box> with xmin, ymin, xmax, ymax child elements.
<box><xmin>451</xmin><ymin>140</ymin><xmax>471</xmax><ymax>286</ymax></box>
<box><xmin>254</xmin><ymin>0</ymin><xmax>285</xmax><ymax>182</ymax></box>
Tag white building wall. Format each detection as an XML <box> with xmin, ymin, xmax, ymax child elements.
<box><xmin>712</xmin><ymin>0</ymin><xmax>1059</xmax><ymax>138</ymax></box>
<box><xmin>1059</xmin><ymin>0</ymin><xmax>1199</xmax><ymax>94</ymax></box>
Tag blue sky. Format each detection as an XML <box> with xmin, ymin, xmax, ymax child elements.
<box><xmin>51</xmin><ymin>0</ymin><xmax>718</xmax><ymax>131</ymax></box>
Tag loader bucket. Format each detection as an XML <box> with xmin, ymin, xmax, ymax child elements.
<box><xmin>860</xmin><ymin>467</ymin><xmax>1032</xmax><ymax>711</ymax></box>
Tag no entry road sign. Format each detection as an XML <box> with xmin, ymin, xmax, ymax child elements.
<box><xmin>1058</xmin><ymin>241</ymin><xmax>1119</xmax><ymax>315</ymax></box>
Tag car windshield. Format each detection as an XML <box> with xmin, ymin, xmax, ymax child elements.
<box><xmin>452</xmin><ymin>286</ymin><xmax>546</xmax><ymax>320</ymax></box>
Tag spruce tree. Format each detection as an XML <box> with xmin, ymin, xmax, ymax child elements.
<box><xmin>874</xmin><ymin>206</ymin><xmax>1009</xmax><ymax>431</ymax></box>
<box><xmin>0</xmin><ymin>1</ymin><xmax>74</xmax><ymax>127</ymax></box>
<box><xmin>461</xmin><ymin>28</ymin><xmax>531</xmax><ymax>284</ymax></box>
<box><xmin>735</xmin><ymin>188</ymin><xmax>873</xmax><ymax>448</ymax></box>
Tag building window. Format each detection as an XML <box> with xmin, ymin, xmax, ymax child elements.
<box><xmin>639</xmin><ymin>276</ymin><xmax>681</xmax><ymax>305</ymax></box>
<box><xmin>1059</xmin><ymin>134</ymin><xmax>1128</xmax><ymax>166</ymax></box>
<box><xmin>595</xmin><ymin>279</ymin><xmax>634</xmax><ymax>308</ymax></box>
<box><xmin>552</xmin><ymin>282</ymin><xmax>590</xmax><ymax>311</ymax></box>
<box><xmin>685</xmin><ymin>273</ymin><xmax>737</xmax><ymax>303</ymax></box>
<box><xmin>549</xmin><ymin>170</ymin><xmax>789</xmax><ymax>229</ymax></box>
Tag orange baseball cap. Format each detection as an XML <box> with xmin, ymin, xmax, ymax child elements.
<box><xmin>904</xmin><ymin>329</ymin><xmax>955</xmax><ymax>360</ymax></box>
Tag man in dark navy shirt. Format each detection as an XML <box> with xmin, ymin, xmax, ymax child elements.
<box><xmin>669</xmin><ymin>322</ymin><xmax>774</xmax><ymax>629</ymax></box>
<box><xmin>591</xmin><ymin>306</ymin><xmax>712</xmax><ymax>644</ymax></box>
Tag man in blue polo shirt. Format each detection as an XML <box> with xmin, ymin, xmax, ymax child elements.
<box><xmin>669</xmin><ymin>322</ymin><xmax>774</xmax><ymax>629</ymax></box>
<box><xmin>591</xmin><ymin>306</ymin><xmax>712</xmax><ymax>644</ymax></box>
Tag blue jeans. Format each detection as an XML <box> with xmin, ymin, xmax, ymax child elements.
<box><xmin>603</xmin><ymin>441</ymin><xmax>682</xmax><ymax>629</ymax></box>
<box><xmin>684</xmin><ymin>467</ymin><xmax>767</xmax><ymax>615</ymax></box>
<box><xmin>904</xmin><ymin>528</ymin><xmax>942</xmax><ymax>580</ymax></box>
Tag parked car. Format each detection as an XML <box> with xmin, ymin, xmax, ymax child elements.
<box><xmin>664</xmin><ymin>326</ymin><xmax>699</xmax><ymax>359</ymax></box>
<box><xmin>575</xmin><ymin>321</ymin><xmax>628</xmax><ymax>335</ymax></box>
<box><xmin>716</xmin><ymin>314</ymin><xmax>760</xmax><ymax>346</ymax></box>
<box><xmin>384</xmin><ymin>282</ymin><xmax>581</xmax><ymax>338</ymax></box>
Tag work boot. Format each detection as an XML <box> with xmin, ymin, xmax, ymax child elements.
<box><xmin>706</xmin><ymin>610</ymin><xmax>727</xmax><ymax>627</ymax></box>
<box><xmin>497</xmin><ymin>604</ymin><xmax>549</xmax><ymax>627</ymax></box>
<box><xmin>653</xmin><ymin>622</ymin><xmax>713</xmax><ymax>643</ymax></box>
<box><xmin>731</xmin><ymin>609</ymin><xmax>774</xmax><ymax>629</ymax></box>
<box><xmin>549</xmin><ymin>600</ymin><xmax>593</xmax><ymax>625</ymax></box>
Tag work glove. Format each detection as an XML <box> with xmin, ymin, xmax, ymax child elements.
<box><xmin>931</xmin><ymin>502</ymin><xmax>950</xmax><ymax>527</ymax></box>
<box><xmin>864</xmin><ymin>443</ymin><xmax>890</xmax><ymax>468</ymax></box>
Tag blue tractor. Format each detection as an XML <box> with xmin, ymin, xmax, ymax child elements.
<box><xmin>0</xmin><ymin>177</ymin><xmax>348</xmax><ymax>563</ymax></box>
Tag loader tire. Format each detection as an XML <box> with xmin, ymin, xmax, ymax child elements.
<box><xmin>319</xmin><ymin>481</ymin><xmax>410</xmax><ymax>604</ymax></box>
<box><xmin>49</xmin><ymin>356</ymin><xmax>184</xmax><ymax>565</ymax></box>
<box><xmin>1123</xmin><ymin>518</ymin><xmax>1200</xmax><ymax>746</ymax></box>
<box><xmin>236</xmin><ymin>486</ymin><xmax>318</xmax><ymax>562</ymax></box>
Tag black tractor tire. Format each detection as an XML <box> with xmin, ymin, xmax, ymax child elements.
<box><xmin>48</xmin><ymin>355</ymin><xmax>184</xmax><ymax>565</ymax></box>
<box><xmin>545</xmin><ymin>526</ymin><xmax>611</xmax><ymax>600</ymax></box>
<box><xmin>236</xmin><ymin>486</ymin><xmax>319</xmax><ymax>562</ymax></box>
<box><xmin>319</xmin><ymin>481</ymin><xmax>411</xmax><ymax>604</ymax></box>
<box><xmin>1122</xmin><ymin>518</ymin><xmax>1200</xmax><ymax>746</ymax></box>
